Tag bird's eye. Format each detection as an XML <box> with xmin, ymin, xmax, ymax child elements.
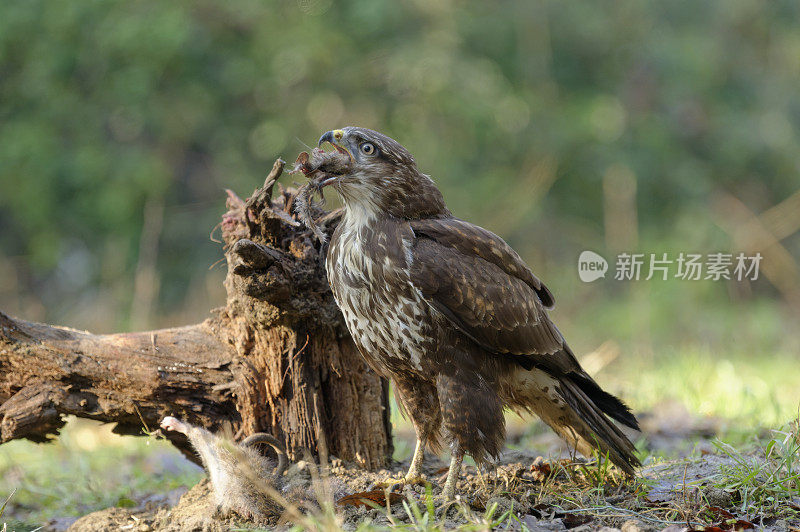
<box><xmin>360</xmin><ymin>142</ymin><xmax>376</xmax><ymax>155</ymax></box>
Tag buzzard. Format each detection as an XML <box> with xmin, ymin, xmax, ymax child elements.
<box><xmin>314</xmin><ymin>127</ymin><xmax>639</xmax><ymax>499</ymax></box>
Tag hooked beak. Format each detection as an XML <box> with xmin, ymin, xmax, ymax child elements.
<box><xmin>318</xmin><ymin>129</ymin><xmax>352</xmax><ymax>158</ymax></box>
<box><xmin>317</xmin><ymin>129</ymin><xmax>353</xmax><ymax>187</ymax></box>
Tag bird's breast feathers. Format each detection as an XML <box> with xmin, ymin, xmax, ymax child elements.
<box><xmin>326</xmin><ymin>217</ymin><xmax>433</xmax><ymax>375</ymax></box>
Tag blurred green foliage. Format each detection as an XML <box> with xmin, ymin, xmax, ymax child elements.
<box><xmin>0</xmin><ymin>0</ymin><xmax>798</xmax><ymax>348</ymax></box>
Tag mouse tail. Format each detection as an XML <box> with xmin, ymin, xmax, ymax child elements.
<box><xmin>241</xmin><ymin>433</ymin><xmax>288</xmax><ymax>476</ymax></box>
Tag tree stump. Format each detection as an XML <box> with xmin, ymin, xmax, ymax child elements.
<box><xmin>0</xmin><ymin>159</ymin><xmax>393</xmax><ymax>469</ymax></box>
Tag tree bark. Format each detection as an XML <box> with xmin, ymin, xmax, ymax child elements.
<box><xmin>0</xmin><ymin>160</ymin><xmax>393</xmax><ymax>469</ymax></box>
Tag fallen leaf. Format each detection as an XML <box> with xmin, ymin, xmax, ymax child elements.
<box><xmin>530</xmin><ymin>456</ymin><xmax>552</xmax><ymax>481</ymax></box>
<box><xmin>702</xmin><ymin>517</ymin><xmax>755</xmax><ymax>532</ymax></box>
<box><xmin>529</xmin><ymin>503</ymin><xmax>554</xmax><ymax>519</ymax></box>
<box><xmin>336</xmin><ymin>490</ymin><xmax>406</xmax><ymax>508</ymax></box>
<box><xmin>562</xmin><ymin>513</ymin><xmax>592</xmax><ymax>529</ymax></box>
<box><xmin>706</xmin><ymin>506</ymin><xmax>734</xmax><ymax>521</ymax></box>
<box><xmin>468</xmin><ymin>495</ymin><xmax>487</xmax><ymax>511</ymax></box>
<box><xmin>731</xmin><ymin>519</ymin><xmax>755</xmax><ymax>531</ymax></box>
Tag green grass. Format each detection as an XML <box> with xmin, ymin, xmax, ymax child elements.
<box><xmin>273</xmin><ymin>480</ymin><xmax>536</xmax><ymax>532</ymax></box>
<box><xmin>710</xmin><ymin>425</ymin><xmax>800</xmax><ymax>518</ymax></box>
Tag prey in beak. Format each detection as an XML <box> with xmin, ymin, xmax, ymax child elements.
<box><xmin>290</xmin><ymin>135</ymin><xmax>353</xmax><ymax>242</ymax></box>
<box><xmin>317</xmin><ymin>129</ymin><xmax>355</xmax><ymax>188</ymax></box>
<box><xmin>293</xmin><ymin>139</ymin><xmax>352</xmax><ymax>188</ymax></box>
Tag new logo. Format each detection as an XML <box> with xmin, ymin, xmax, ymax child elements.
<box><xmin>578</xmin><ymin>251</ymin><xmax>608</xmax><ymax>282</ymax></box>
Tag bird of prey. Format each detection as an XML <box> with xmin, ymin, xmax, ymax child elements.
<box><xmin>315</xmin><ymin>127</ymin><xmax>639</xmax><ymax>499</ymax></box>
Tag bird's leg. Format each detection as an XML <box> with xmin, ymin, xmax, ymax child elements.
<box><xmin>376</xmin><ymin>434</ymin><xmax>428</xmax><ymax>489</ymax></box>
<box><xmin>404</xmin><ymin>436</ymin><xmax>426</xmax><ymax>481</ymax></box>
<box><xmin>375</xmin><ymin>379</ymin><xmax>441</xmax><ymax>490</ymax></box>
<box><xmin>441</xmin><ymin>449</ymin><xmax>464</xmax><ymax>501</ymax></box>
<box><xmin>477</xmin><ymin>463</ymin><xmax>490</xmax><ymax>493</ymax></box>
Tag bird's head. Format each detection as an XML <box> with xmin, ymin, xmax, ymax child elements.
<box><xmin>317</xmin><ymin>127</ymin><xmax>449</xmax><ymax>221</ymax></box>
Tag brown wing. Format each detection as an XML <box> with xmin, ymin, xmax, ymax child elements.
<box><xmin>409</xmin><ymin>217</ymin><xmax>641</xmax><ymax>432</ymax></box>
<box><xmin>410</xmin><ymin>218</ymin><xmax>554</xmax><ymax>308</ymax></box>
<box><xmin>409</xmin><ymin>217</ymin><xmax>569</xmax><ymax>364</ymax></box>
